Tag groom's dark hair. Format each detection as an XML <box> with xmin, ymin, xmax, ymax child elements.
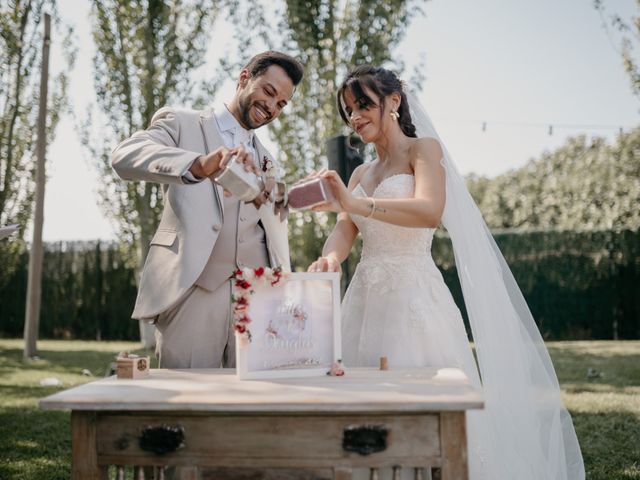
<box><xmin>243</xmin><ymin>51</ymin><xmax>304</xmax><ymax>86</ymax></box>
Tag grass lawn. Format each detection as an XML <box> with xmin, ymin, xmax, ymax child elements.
<box><xmin>0</xmin><ymin>339</ymin><xmax>639</xmax><ymax>480</ymax></box>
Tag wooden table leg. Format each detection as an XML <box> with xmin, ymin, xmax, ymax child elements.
<box><xmin>440</xmin><ymin>412</ymin><xmax>468</xmax><ymax>480</ymax></box>
<box><xmin>71</xmin><ymin>411</ymin><xmax>108</xmax><ymax>480</ymax></box>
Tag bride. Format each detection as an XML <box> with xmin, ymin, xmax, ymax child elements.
<box><xmin>307</xmin><ymin>65</ymin><xmax>585</xmax><ymax>479</ymax></box>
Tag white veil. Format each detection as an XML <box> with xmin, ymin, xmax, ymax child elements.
<box><xmin>406</xmin><ymin>91</ymin><xmax>585</xmax><ymax>479</ymax></box>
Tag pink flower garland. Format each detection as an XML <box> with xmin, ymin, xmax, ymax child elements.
<box><xmin>232</xmin><ymin>266</ymin><xmax>287</xmax><ymax>342</ymax></box>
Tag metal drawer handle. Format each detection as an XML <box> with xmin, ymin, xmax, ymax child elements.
<box><xmin>342</xmin><ymin>424</ymin><xmax>388</xmax><ymax>455</ymax></box>
<box><xmin>139</xmin><ymin>424</ymin><xmax>185</xmax><ymax>455</ymax></box>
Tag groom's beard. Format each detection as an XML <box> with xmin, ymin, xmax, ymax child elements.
<box><xmin>238</xmin><ymin>95</ymin><xmax>273</xmax><ymax>130</ymax></box>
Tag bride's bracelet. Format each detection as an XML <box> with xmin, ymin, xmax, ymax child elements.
<box><xmin>365</xmin><ymin>197</ymin><xmax>376</xmax><ymax>218</ymax></box>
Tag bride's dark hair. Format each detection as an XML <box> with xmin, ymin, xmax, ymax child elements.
<box><xmin>337</xmin><ymin>65</ymin><xmax>417</xmax><ymax>138</ymax></box>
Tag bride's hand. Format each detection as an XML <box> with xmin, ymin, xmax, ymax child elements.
<box><xmin>311</xmin><ymin>169</ymin><xmax>353</xmax><ymax>213</ymax></box>
<box><xmin>307</xmin><ymin>255</ymin><xmax>342</xmax><ymax>273</ymax></box>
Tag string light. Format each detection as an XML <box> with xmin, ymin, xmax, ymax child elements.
<box><xmin>437</xmin><ymin>118</ymin><xmax>633</xmax><ymax>136</ymax></box>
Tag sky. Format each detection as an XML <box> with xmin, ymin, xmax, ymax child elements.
<box><xmin>37</xmin><ymin>0</ymin><xmax>639</xmax><ymax>241</ymax></box>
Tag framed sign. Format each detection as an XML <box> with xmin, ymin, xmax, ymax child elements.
<box><xmin>233</xmin><ymin>269</ymin><xmax>341</xmax><ymax>380</ymax></box>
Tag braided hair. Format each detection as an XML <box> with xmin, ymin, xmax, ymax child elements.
<box><xmin>337</xmin><ymin>65</ymin><xmax>417</xmax><ymax>138</ymax></box>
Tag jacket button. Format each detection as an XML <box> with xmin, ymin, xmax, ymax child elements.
<box><xmin>212</xmin><ymin>224</ymin><xmax>221</xmax><ymax>232</ymax></box>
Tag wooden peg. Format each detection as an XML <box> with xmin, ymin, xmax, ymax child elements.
<box><xmin>380</xmin><ymin>356</ymin><xmax>388</xmax><ymax>371</ymax></box>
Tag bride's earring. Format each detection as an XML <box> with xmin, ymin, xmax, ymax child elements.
<box><xmin>390</xmin><ymin>111</ymin><xmax>399</xmax><ymax>121</ymax></box>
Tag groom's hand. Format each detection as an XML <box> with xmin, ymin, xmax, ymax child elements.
<box><xmin>308</xmin><ymin>256</ymin><xmax>341</xmax><ymax>273</ymax></box>
<box><xmin>190</xmin><ymin>146</ymin><xmax>257</xmax><ymax>179</ymax></box>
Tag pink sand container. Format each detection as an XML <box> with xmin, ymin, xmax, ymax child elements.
<box><xmin>288</xmin><ymin>177</ymin><xmax>335</xmax><ymax>210</ymax></box>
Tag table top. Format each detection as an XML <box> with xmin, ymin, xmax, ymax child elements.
<box><xmin>39</xmin><ymin>367</ymin><xmax>483</xmax><ymax>413</ymax></box>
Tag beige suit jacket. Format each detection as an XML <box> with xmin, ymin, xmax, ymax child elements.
<box><xmin>111</xmin><ymin>107</ymin><xmax>290</xmax><ymax>319</ymax></box>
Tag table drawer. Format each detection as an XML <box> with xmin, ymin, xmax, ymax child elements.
<box><xmin>96</xmin><ymin>413</ymin><xmax>442</xmax><ymax>467</ymax></box>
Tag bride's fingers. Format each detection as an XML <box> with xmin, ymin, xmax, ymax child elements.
<box><xmin>312</xmin><ymin>168</ymin><xmax>328</xmax><ymax>179</ymax></box>
<box><xmin>311</xmin><ymin>201</ymin><xmax>334</xmax><ymax>212</ymax></box>
<box><xmin>305</xmin><ymin>168</ymin><xmax>327</xmax><ymax>182</ymax></box>
<box><xmin>308</xmin><ymin>258</ymin><xmax>328</xmax><ymax>272</ymax></box>
<box><xmin>297</xmin><ymin>169</ymin><xmax>323</xmax><ymax>184</ymax></box>
<box><xmin>297</xmin><ymin>168</ymin><xmax>334</xmax><ymax>187</ymax></box>
<box><xmin>326</xmin><ymin>257</ymin><xmax>339</xmax><ymax>272</ymax></box>
<box><xmin>322</xmin><ymin>170</ymin><xmax>345</xmax><ymax>186</ymax></box>
<box><xmin>321</xmin><ymin>171</ymin><xmax>347</xmax><ymax>190</ymax></box>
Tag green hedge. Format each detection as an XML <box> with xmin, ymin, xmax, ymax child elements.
<box><xmin>0</xmin><ymin>230</ymin><xmax>638</xmax><ymax>340</ymax></box>
<box><xmin>0</xmin><ymin>241</ymin><xmax>139</xmax><ymax>340</ymax></box>
<box><xmin>433</xmin><ymin>229</ymin><xmax>640</xmax><ymax>340</ymax></box>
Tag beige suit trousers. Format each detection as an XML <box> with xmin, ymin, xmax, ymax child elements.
<box><xmin>154</xmin><ymin>282</ymin><xmax>235</xmax><ymax>368</ymax></box>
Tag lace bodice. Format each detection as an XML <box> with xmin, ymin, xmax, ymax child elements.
<box><xmin>349</xmin><ymin>174</ymin><xmax>441</xmax><ymax>293</ymax></box>
<box><xmin>343</xmin><ymin>172</ymin><xmax>472</xmax><ymax>372</ymax></box>
<box><xmin>351</xmin><ymin>174</ymin><xmax>435</xmax><ymax>261</ymax></box>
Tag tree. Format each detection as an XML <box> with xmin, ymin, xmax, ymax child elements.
<box><xmin>81</xmin><ymin>0</ymin><xmax>222</xmax><ymax>269</ymax></box>
<box><xmin>594</xmin><ymin>0</ymin><xmax>640</xmax><ymax>100</ymax></box>
<box><xmin>0</xmin><ymin>0</ymin><xmax>75</xmax><ymax>288</ymax></box>
<box><xmin>225</xmin><ymin>0</ymin><xmax>426</xmax><ymax>269</ymax></box>
<box><xmin>466</xmin><ymin>128</ymin><xmax>640</xmax><ymax>230</ymax></box>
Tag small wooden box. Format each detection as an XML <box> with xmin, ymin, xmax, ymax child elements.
<box><xmin>116</xmin><ymin>354</ymin><xmax>150</xmax><ymax>379</ymax></box>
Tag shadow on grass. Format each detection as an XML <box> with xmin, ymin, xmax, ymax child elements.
<box><xmin>573</xmin><ymin>410</ymin><xmax>640</xmax><ymax>480</ymax></box>
<box><xmin>0</xmin><ymin>407</ymin><xmax>71</xmax><ymax>480</ymax></box>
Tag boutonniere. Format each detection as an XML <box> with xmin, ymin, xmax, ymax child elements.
<box><xmin>261</xmin><ymin>156</ymin><xmax>276</xmax><ymax>179</ymax></box>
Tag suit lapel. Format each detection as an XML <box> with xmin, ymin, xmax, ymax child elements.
<box><xmin>199</xmin><ymin>108</ymin><xmax>226</xmax><ymax>217</ymax></box>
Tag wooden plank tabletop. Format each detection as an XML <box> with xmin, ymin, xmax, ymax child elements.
<box><xmin>40</xmin><ymin>367</ymin><xmax>483</xmax><ymax>413</ymax></box>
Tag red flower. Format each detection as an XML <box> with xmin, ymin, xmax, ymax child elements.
<box><xmin>254</xmin><ymin>267</ymin><xmax>265</xmax><ymax>277</ymax></box>
<box><xmin>237</xmin><ymin>316</ymin><xmax>251</xmax><ymax>324</ymax></box>
<box><xmin>236</xmin><ymin>296</ymin><xmax>248</xmax><ymax>306</ymax></box>
<box><xmin>234</xmin><ymin>269</ymin><xmax>243</xmax><ymax>278</ymax></box>
<box><xmin>235</xmin><ymin>279</ymin><xmax>251</xmax><ymax>290</ymax></box>
<box><xmin>235</xmin><ymin>324</ymin><xmax>246</xmax><ymax>334</ymax></box>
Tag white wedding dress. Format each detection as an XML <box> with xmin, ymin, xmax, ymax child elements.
<box><xmin>343</xmin><ymin>174</ymin><xmax>479</xmax><ymax>377</ymax></box>
<box><xmin>342</xmin><ymin>173</ymin><xmax>488</xmax><ymax>479</ymax></box>
<box><xmin>341</xmin><ymin>167</ymin><xmax>584</xmax><ymax>479</ymax></box>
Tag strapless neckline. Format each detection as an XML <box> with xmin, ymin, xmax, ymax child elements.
<box><xmin>355</xmin><ymin>172</ymin><xmax>414</xmax><ymax>197</ymax></box>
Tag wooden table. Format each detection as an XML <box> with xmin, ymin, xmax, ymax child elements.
<box><xmin>40</xmin><ymin>367</ymin><xmax>483</xmax><ymax>480</ymax></box>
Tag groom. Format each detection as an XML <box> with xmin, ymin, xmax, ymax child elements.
<box><xmin>112</xmin><ymin>51</ymin><xmax>304</xmax><ymax>368</ymax></box>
